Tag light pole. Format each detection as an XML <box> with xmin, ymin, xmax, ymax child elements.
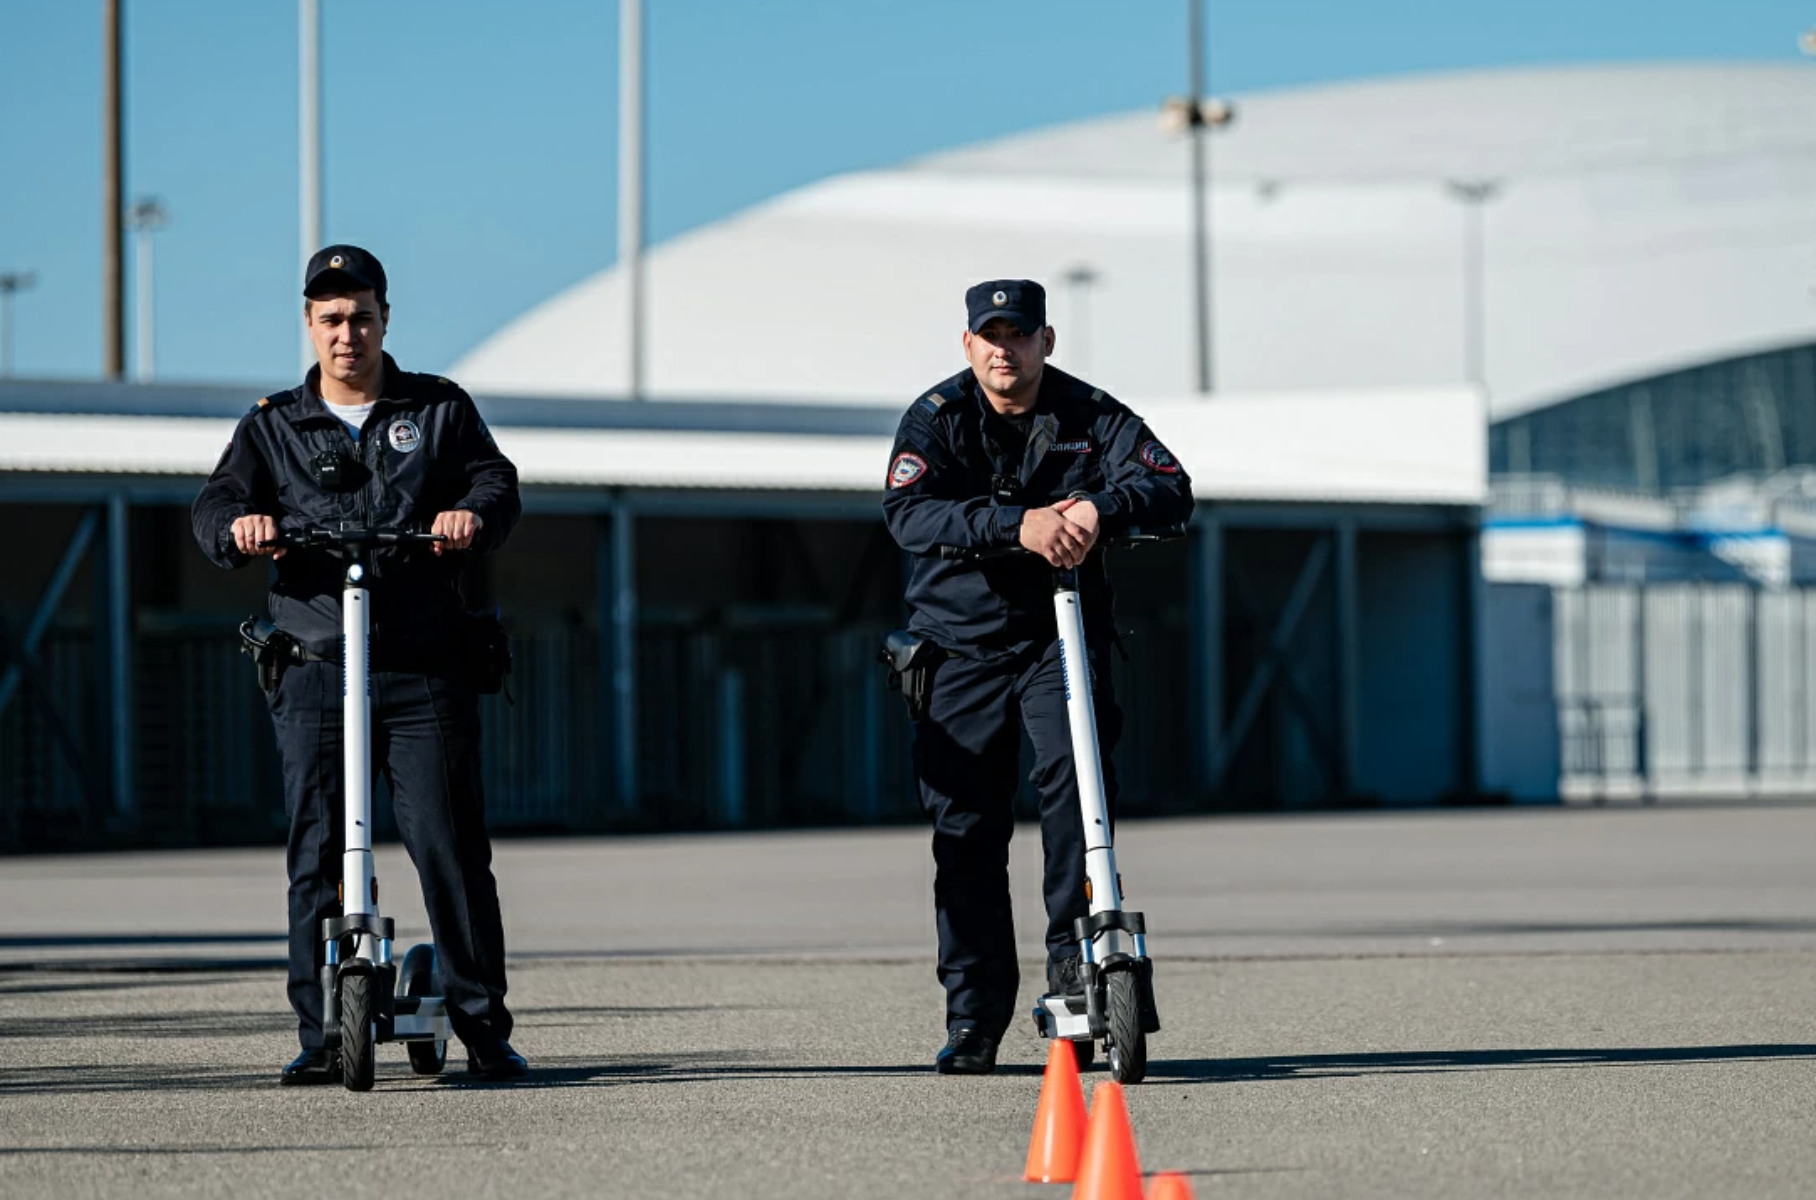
<box><xmin>102</xmin><ymin>0</ymin><xmax>123</xmax><ymax>380</ymax></box>
<box><xmin>1445</xmin><ymin>178</ymin><xmax>1502</xmax><ymax>391</ymax></box>
<box><xmin>126</xmin><ymin>198</ymin><xmax>169</xmax><ymax>383</ymax></box>
<box><xmin>1163</xmin><ymin>0</ymin><xmax>1235</xmax><ymax>395</ymax></box>
<box><xmin>0</xmin><ymin>271</ymin><xmax>38</xmax><ymax>377</ymax></box>
<box><xmin>300</xmin><ymin>0</ymin><xmax>322</xmax><ymax>374</ymax></box>
<box><xmin>619</xmin><ymin>0</ymin><xmax>645</xmax><ymax>401</ymax></box>
<box><xmin>1059</xmin><ymin>264</ymin><xmax>1099</xmax><ymax>377</ymax></box>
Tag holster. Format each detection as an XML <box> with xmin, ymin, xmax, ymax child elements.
<box><xmin>879</xmin><ymin>630</ymin><xmax>945</xmax><ymax>721</ymax></box>
<box><xmin>461</xmin><ymin>608</ymin><xmax>513</xmax><ymax>697</ymax></box>
<box><xmin>238</xmin><ymin>616</ymin><xmax>313</xmax><ymax>696</ymax></box>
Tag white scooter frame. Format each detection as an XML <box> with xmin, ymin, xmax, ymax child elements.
<box><xmin>265</xmin><ymin>525</ymin><xmax>456</xmax><ymax>1092</ymax></box>
<box><xmin>926</xmin><ymin>527</ymin><xmax>1177</xmax><ymax>1084</ymax></box>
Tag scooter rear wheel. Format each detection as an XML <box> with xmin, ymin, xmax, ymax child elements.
<box><xmin>1105</xmin><ymin>970</ymin><xmax>1147</xmax><ymax>1084</ymax></box>
<box><xmin>340</xmin><ymin>974</ymin><xmax>376</xmax><ymax>1092</ymax></box>
<box><xmin>398</xmin><ymin>944</ymin><xmax>447</xmax><ymax>1075</ymax></box>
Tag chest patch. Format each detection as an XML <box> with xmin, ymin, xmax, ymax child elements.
<box><xmin>387</xmin><ymin>418</ymin><xmax>423</xmax><ymax>454</ymax></box>
<box><xmin>889</xmin><ymin>452</ymin><xmax>928</xmax><ymax>489</ymax></box>
<box><xmin>1052</xmin><ymin>439</ymin><xmax>1094</xmax><ymax>453</ymax></box>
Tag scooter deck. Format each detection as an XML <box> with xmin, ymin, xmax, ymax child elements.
<box><xmin>1032</xmin><ymin>993</ymin><xmax>1094</xmax><ymax>1041</ymax></box>
<box><xmin>390</xmin><ymin>995</ymin><xmax>454</xmax><ymax>1042</ymax></box>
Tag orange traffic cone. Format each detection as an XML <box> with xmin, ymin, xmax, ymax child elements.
<box><xmin>1025</xmin><ymin>1040</ymin><xmax>1089</xmax><ymax>1182</ymax></box>
<box><xmin>1147</xmin><ymin>1172</ymin><xmax>1196</xmax><ymax>1199</ymax></box>
<box><xmin>1071</xmin><ymin>1081</ymin><xmax>1143</xmax><ymax>1200</ymax></box>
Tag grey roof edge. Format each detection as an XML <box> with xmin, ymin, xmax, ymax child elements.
<box><xmin>0</xmin><ymin>378</ymin><xmax>905</xmax><ymax>437</ymax></box>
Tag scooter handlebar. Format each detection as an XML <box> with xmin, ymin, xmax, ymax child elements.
<box><xmin>259</xmin><ymin>526</ymin><xmax>447</xmax><ymax>551</ymax></box>
<box><xmin>934</xmin><ymin>523</ymin><xmax>1187</xmax><ymax>562</ymax></box>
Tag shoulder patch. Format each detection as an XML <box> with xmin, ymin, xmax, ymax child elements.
<box><xmin>1138</xmin><ymin>440</ymin><xmax>1182</xmax><ymax>475</ymax></box>
<box><xmin>889</xmin><ymin>452</ymin><xmax>929</xmax><ymax>489</ymax></box>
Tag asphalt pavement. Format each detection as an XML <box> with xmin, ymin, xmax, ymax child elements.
<box><xmin>2</xmin><ymin>804</ymin><xmax>1813</xmax><ymax>1199</ymax></box>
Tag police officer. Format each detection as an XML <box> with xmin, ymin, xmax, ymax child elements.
<box><xmin>883</xmin><ymin>279</ymin><xmax>1194</xmax><ymax>1074</ymax></box>
<box><xmin>191</xmin><ymin>245</ymin><xmax>528</xmax><ymax>1083</ymax></box>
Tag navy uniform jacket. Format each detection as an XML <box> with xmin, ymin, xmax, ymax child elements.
<box><xmin>882</xmin><ymin>365</ymin><xmax>1194</xmax><ymax>660</ymax></box>
<box><xmin>191</xmin><ymin>353</ymin><xmax>521</xmax><ymax>664</ymax></box>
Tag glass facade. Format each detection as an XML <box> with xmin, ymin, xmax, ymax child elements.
<box><xmin>1490</xmin><ymin>342</ymin><xmax>1816</xmax><ymax>493</ymax></box>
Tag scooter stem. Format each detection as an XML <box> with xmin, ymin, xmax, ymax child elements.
<box><xmin>1051</xmin><ymin>568</ymin><xmax>1124</xmax><ymax>931</ymax></box>
<box><xmin>342</xmin><ymin>552</ymin><xmax>380</xmax><ymax>962</ymax></box>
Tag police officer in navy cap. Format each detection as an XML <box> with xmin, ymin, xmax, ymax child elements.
<box><xmin>192</xmin><ymin>244</ymin><xmax>529</xmax><ymax>1083</ymax></box>
<box><xmin>883</xmin><ymin>278</ymin><xmax>1194</xmax><ymax>1074</ymax></box>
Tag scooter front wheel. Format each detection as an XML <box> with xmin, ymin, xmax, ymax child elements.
<box><xmin>1105</xmin><ymin>970</ymin><xmax>1147</xmax><ymax>1084</ymax></box>
<box><xmin>340</xmin><ymin>974</ymin><xmax>376</xmax><ymax>1092</ymax></box>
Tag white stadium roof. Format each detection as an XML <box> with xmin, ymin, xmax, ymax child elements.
<box><xmin>452</xmin><ymin>62</ymin><xmax>1816</xmax><ymax>421</ymax></box>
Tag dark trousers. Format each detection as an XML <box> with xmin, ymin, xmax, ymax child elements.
<box><xmin>269</xmin><ymin>660</ymin><xmax>512</xmax><ymax>1051</ymax></box>
<box><xmin>913</xmin><ymin>639</ymin><xmax>1121</xmax><ymax>1040</ymax></box>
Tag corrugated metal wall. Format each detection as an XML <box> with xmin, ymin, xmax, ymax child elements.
<box><xmin>1555</xmin><ymin>584</ymin><xmax>1816</xmax><ymax>797</ymax></box>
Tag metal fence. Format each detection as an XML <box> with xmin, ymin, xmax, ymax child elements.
<box><xmin>2</xmin><ymin>607</ymin><xmax>1190</xmax><ymax>849</ymax></box>
<box><xmin>1555</xmin><ymin>584</ymin><xmax>1816</xmax><ymax>800</ymax></box>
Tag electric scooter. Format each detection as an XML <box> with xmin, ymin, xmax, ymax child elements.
<box><xmin>261</xmin><ymin>524</ymin><xmax>455</xmax><ymax>1092</ymax></box>
<box><xmin>916</xmin><ymin>525</ymin><xmax>1181</xmax><ymax>1085</ymax></box>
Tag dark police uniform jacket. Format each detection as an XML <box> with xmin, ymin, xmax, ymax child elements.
<box><xmin>191</xmin><ymin>353</ymin><xmax>521</xmax><ymax>665</ymax></box>
<box><xmin>882</xmin><ymin>365</ymin><xmax>1194</xmax><ymax>661</ymax></box>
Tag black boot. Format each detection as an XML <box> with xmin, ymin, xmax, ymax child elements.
<box><xmin>280</xmin><ymin>1046</ymin><xmax>341</xmax><ymax>1086</ymax></box>
<box><xmin>1048</xmin><ymin>955</ymin><xmax>1086</xmax><ymax>997</ymax></box>
<box><xmin>935</xmin><ymin>1027</ymin><xmax>998</xmax><ymax>1075</ymax></box>
<box><xmin>465</xmin><ymin>1038</ymin><xmax>530</xmax><ymax>1081</ymax></box>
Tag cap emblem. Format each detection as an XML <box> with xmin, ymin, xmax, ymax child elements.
<box><xmin>992</xmin><ymin>290</ymin><xmax>1007</xmax><ymax>305</ymax></box>
<box><xmin>329</xmin><ymin>255</ymin><xmax>345</xmax><ymax>268</ymax></box>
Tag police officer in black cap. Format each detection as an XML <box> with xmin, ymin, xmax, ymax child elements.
<box><xmin>883</xmin><ymin>279</ymin><xmax>1194</xmax><ymax>1074</ymax></box>
<box><xmin>192</xmin><ymin>245</ymin><xmax>528</xmax><ymax>1083</ymax></box>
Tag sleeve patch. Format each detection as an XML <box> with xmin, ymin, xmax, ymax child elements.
<box><xmin>1138</xmin><ymin>440</ymin><xmax>1181</xmax><ymax>475</ymax></box>
<box><xmin>889</xmin><ymin>452</ymin><xmax>928</xmax><ymax>489</ymax></box>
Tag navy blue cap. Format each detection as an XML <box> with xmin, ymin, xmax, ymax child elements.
<box><xmin>966</xmin><ymin>279</ymin><xmax>1046</xmax><ymax>335</ymax></box>
<box><xmin>304</xmin><ymin>244</ymin><xmax>388</xmax><ymax>307</ymax></box>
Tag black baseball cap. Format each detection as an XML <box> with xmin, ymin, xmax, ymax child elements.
<box><xmin>965</xmin><ymin>279</ymin><xmax>1046</xmax><ymax>335</ymax></box>
<box><xmin>304</xmin><ymin>244</ymin><xmax>387</xmax><ymax>306</ymax></box>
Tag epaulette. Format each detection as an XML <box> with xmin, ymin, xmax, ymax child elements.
<box><xmin>251</xmin><ymin>389</ymin><xmax>295</xmax><ymax>414</ymax></box>
<box><xmin>418</xmin><ymin>373</ymin><xmax>467</xmax><ymax>400</ymax></box>
<box><xmin>917</xmin><ymin>383</ymin><xmax>967</xmax><ymax>417</ymax></box>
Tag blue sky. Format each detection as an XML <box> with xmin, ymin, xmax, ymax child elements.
<box><xmin>2</xmin><ymin>1</ymin><xmax>1811</xmax><ymax>387</ymax></box>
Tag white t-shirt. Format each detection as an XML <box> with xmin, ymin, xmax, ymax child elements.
<box><xmin>327</xmin><ymin>400</ymin><xmax>376</xmax><ymax>440</ymax></box>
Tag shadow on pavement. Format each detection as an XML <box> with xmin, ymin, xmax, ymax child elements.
<box><xmin>0</xmin><ymin>934</ymin><xmax>281</xmax><ymax>949</ymax></box>
<box><xmin>0</xmin><ymin>1063</ymin><xmax>279</xmax><ymax>1095</ymax></box>
<box><xmin>432</xmin><ymin>1051</ymin><xmax>996</xmax><ymax>1090</ymax></box>
<box><xmin>0</xmin><ymin>1143</ymin><xmax>403</xmax><ymax>1157</ymax></box>
<box><xmin>0</xmin><ymin>1009</ymin><xmax>293</xmax><ymax>1040</ymax></box>
<box><xmin>1159</xmin><ymin>917</ymin><xmax>1816</xmax><ymax>940</ymax></box>
<box><xmin>1148</xmin><ymin>1043</ymin><xmax>1816</xmax><ymax>1083</ymax></box>
<box><xmin>0</xmin><ymin>975</ymin><xmax>246</xmax><ymax>998</ymax></box>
